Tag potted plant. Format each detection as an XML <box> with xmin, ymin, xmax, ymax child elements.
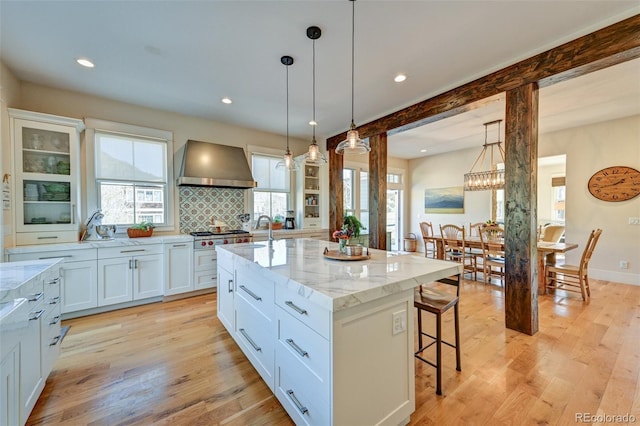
<box><xmin>272</xmin><ymin>215</ymin><xmax>284</xmax><ymax>230</ymax></box>
<box><xmin>333</xmin><ymin>215</ymin><xmax>365</xmax><ymax>253</ymax></box>
<box><xmin>127</xmin><ymin>221</ymin><xmax>155</xmax><ymax>238</ymax></box>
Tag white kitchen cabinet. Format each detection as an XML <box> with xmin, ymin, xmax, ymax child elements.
<box><xmin>9</xmin><ymin>248</ymin><xmax>98</xmax><ymax>314</ymax></box>
<box><xmin>9</xmin><ymin>109</ymin><xmax>84</xmax><ymax>246</ymax></box>
<box><xmin>216</xmin><ymin>252</ymin><xmax>234</xmax><ymax>332</ymax></box>
<box><xmin>164</xmin><ymin>242</ymin><xmax>193</xmax><ymax>296</ymax></box>
<box><xmin>0</xmin><ymin>345</ymin><xmax>19</xmax><ymax>426</ymax></box>
<box><xmin>193</xmin><ymin>249</ymin><xmax>217</xmax><ymax>290</ymax></box>
<box><xmin>296</xmin><ymin>163</ymin><xmax>322</xmax><ymax>229</ymax></box>
<box><xmin>98</xmin><ymin>245</ymin><xmax>164</xmax><ymax>306</ymax></box>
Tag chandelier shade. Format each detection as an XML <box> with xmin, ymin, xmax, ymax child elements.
<box><xmin>335</xmin><ymin>0</ymin><xmax>370</xmax><ymax>155</ymax></box>
<box><xmin>275</xmin><ymin>55</ymin><xmax>300</xmax><ymax>171</ymax></box>
<box><xmin>463</xmin><ymin>120</ymin><xmax>505</xmax><ymax>191</ymax></box>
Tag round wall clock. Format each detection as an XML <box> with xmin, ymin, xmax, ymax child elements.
<box><xmin>587</xmin><ymin>166</ymin><xmax>640</xmax><ymax>202</ymax></box>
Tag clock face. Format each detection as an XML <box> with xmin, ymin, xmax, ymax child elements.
<box><xmin>587</xmin><ymin>166</ymin><xmax>640</xmax><ymax>202</ymax></box>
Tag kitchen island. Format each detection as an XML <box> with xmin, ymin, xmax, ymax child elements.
<box><xmin>216</xmin><ymin>238</ymin><xmax>461</xmax><ymax>426</ymax></box>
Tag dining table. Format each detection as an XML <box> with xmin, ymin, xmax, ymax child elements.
<box><xmin>431</xmin><ymin>235</ymin><xmax>578</xmax><ymax>295</ymax></box>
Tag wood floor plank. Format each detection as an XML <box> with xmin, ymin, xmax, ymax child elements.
<box><xmin>27</xmin><ymin>278</ymin><xmax>640</xmax><ymax>425</ymax></box>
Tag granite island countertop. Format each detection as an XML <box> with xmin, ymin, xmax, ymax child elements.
<box><xmin>216</xmin><ymin>238</ymin><xmax>461</xmax><ymax>312</ymax></box>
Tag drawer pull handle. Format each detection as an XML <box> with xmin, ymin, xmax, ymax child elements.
<box><xmin>49</xmin><ymin>296</ymin><xmax>60</xmax><ymax>305</ymax></box>
<box><xmin>50</xmin><ymin>315</ymin><xmax>61</xmax><ymax>325</ymax></box>
<box><xmin>39</xmin><ymin>255</ymin><xmax>73</xmax><ymax>260</ymax></box>
<box><xmin>286</xmin><ymin>390</ymin><xmax>308</xmax><ymax>415</ymax></box>
<box><xmin>28</xmin><ymin>292</ymin><xmax>44</xmax><ymax>302</ymax></box>
<box><xmin>285</xmin><ymin>301</ymin><xmax>307</xmax><ymax>315</ymax></box>
<box><xmin>37</xmin><ymin>236</ymin><xmax>59</xmax><ymax>240</ymax></box>
<box><xmin>228</xmin><ymin>279</ymin><xmax>233</xmax><ymax>293</ymax></box>
<box><xmin>286</xmin><ymin>338</ymin><xmax>308</xmax><ymax>357</ymax></box>
<box><xmin>239</xmin><ymin>285</ymin><xmax>261</xmax><ymax>301</ymax></box>
<box><xmin>121</xmin><ymin>249</ymin><xmax>146</xmax><ymax>253</ymax></box>
<box><xmin>29</xmin><ymin>309</ymin><xmax>45</xmax><ymax>320</ymax></box>
<box><xmin>50</xmin><ymin>335</ymin><xmax>61</xmax><ymax>346</ymax></box>
<box><xmin>172</xmin><ymin>244</ymin><xmax>187</xmax><ymax>247</ymax></box>
<box><xmin>239</xmin><ymin>328</ymin><xmax>261</xmax><ymax>352</ymax></box>
<box><xmin>47</xmin><ymin>277</ymin><xmax>61</xmax><ymax>285</ymax></box>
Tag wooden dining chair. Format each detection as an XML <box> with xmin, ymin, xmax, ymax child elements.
<box><xmin>439</xmin><ymin>224</ymin><xmax>476</xmax><ymax>280</ymax></box>
<box><xmin>419</xmin><ymin>221</ymin><xmax>437</xmax><ymax>259</ymax></box>
<box><xmin>414</xmin><ymin>274</ymin><xmax>461</xmax><ymax>395</ymax></box>
<box><xmin>478</xmin><ymin>225</ymin><xmax>505</xmax><ymax>286</ymax></box>
<box><xmin>468</xmin><ymin>222</ymin><xmax>486</xmax><ymax>268</ymax></box>
<box><xmin>545</xmin><ymin>228</ymin><xmax>602</xmax><ymax>300</ymax></box>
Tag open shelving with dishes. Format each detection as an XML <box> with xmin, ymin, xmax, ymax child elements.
<box><xmin>296</xmin><ymin>163</ymin><xmax>322</xmax><ymax>229</ymax></box>
<box><xmin>10</xmin><ymin>108</ymin><xmax>85</xmax><ymax>245</ymax></box>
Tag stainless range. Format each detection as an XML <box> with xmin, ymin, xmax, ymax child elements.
<box><xmin>191</xmin><ymin>230</ymin><xmax>253</xmax><ymax>250</ymax></box>
<box><xmin>190</xmin><ymin>230</ymin><xmax>253</xmax><ymax>290</ymax></box>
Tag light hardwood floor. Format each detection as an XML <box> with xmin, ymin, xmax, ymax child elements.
<box><xmin>28</xmin><ymin>278</ymin><xmax>640</xmax><ymax>425</ymax></box>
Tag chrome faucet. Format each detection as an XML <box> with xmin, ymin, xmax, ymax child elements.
<box><xmin>255</xmin><ymin>215</ymin><xmax>274</xmax><ymax>243</ymax></box>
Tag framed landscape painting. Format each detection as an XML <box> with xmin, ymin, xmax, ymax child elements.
<box><xmin>424</xmin><ymin>186</ymin><xmax>464</xmax><ymax>214</ymax></box>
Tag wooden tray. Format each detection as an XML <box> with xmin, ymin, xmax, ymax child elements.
<box><xmin>323</xmin><ymin>247</ymin><xmax>370</xmax><ymax>261</ymax></box>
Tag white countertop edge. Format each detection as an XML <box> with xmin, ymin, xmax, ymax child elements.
<box><xmin>5</xmin><ymin>234</ymin><xmax>194</xmax><ymax>254</ymax></box>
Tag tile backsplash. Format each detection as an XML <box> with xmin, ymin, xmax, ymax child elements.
<box><xmin>178</xmin><ymin>187</ymin><xmax>245</xmax><ymax>233</ymax></box>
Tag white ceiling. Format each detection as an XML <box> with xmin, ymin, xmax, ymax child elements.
<box><xmin>1</xmin><ymin>1</ymin><xmax>638</xmax><ymax>159</ymax></box>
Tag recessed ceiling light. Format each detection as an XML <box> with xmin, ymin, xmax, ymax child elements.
<box><xmin>309</xmin><ymin>120</ymin><xmax>317</xmax><ymax>126</ymax></box>
<box><xmin>76</xmin><ymin>58</ymin><xmax>95</xmax><ymax>68</ymax></box>
<box><xmin>221</xmin><ymin>97</ymin><xmax>232</xmax><ymax>104</ymax></box>
<box><xmin>420</xmin><ymin>149</ymin><xmax>427</xmax><ymax>153</ymax></box>
<box><xmin>394</xmin><ymin>74</ymin><xmax>407</xmax><ymax>83</ymax></box>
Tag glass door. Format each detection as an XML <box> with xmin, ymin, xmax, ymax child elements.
<box><xmin>387</xmin><ymin>189</ymin><xmax>401</xmax><ymax>251</ymax></box>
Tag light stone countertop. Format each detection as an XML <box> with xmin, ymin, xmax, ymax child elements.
<box><xmin>216</xmin><ymin>238</ymin><xmax>462</xmax><ymax>312</ymax></box>
<box><xmin>4</xmin><ymin>234</ymin><xmax>194</xmax><ymax>255</ymax></box>
<box><xmin>0</xmin><ymin>258</ymin><xmax>63</xmax><ymax>303</ymax></box>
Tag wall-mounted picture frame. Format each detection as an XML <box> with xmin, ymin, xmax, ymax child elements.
<box><xmin>424</xmin><ymin>186</ymin><xmax>464</xmax><ymax>214</ymax></box>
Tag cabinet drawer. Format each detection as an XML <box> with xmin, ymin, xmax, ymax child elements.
<box><xmin>98</xmin><ymin>244</ymin><xmax>163</xmax><ymax>259</ymax></box>
<box><xmin>236</xmin><ymin>266</ymin><xmax>274</xmax><ymax>322</ymax></box>
<box><xmin>275</xmin><ymin>357</ymin><xmax>331</xmax><ymax>426</ymax></box>
<box><xmin>42</xmin><ymin>303</ymin><xmax>62</xmax><ymax>376</ymax></box>
<box><xmin>277</xmin><ymin>307</ymin><xmax>330</xmax><ymax>389</ymax></box>
<box><xmin>194</xmin><ymin>270</ymin><xmax>216</xmax><ymax>290</ymax></box>
<box><xmin>194</xmin><ymin>250</ymin><xmax>216</xmax><ymax>271</ymax></box>
<box><xmin>9</xmin><ymin>248</ymin><xmax>97</xmax><ymax>263</ymax></box>
<box><xmin>235</xmin><ymin>295</ymin><xmax>275</xmax><ymax>391</ymax></box>
<box><xmin>276</xmin><ymin>284</ymin><xmax>331</xmax><ymax>339</ymax></box>
<box><xmin>16</xmin><ymin>231</ymin><xmax>79</xmax><ymax>246</ymax></box>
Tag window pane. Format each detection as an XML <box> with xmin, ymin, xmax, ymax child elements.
<box><xmin>252</xmin><ymin>191</ymin><xmax>288</xmax><ymax>219</ymax></box>
<box><xmin>253</xmin><ymin>156</ymin><xmax>271</xmax><ymax>188</ymax></box>
<box><xmin>252</xmin><ymin>154</ymin><xmax>287</xmax><ymax>191</ymax></box>
<box><xmin>253</xmin><ymin>191</ymin><xmax>271</xmax><ymax>218</ymax></box>
<box><xmin>360</xmin><ymin>171</ymin><xmax>369</xmax><ymax>211</ymax></box>
<box><xmin>271</xmin><ymin>192</ymin><xmax>288</xmax><ymax>218</ymax></box>
<box><xmin>343</xmin><ymin>169</ymin><xmax>354</xmax><ymax>211</ymax></box>
<box><xmin>100</xmin><ymin>182</ymin><xmax>165</xmax><ymax>226</ymax></box>
<box><xmin>96</xmin><ymin>133</ymin><xmax>166</xmax><ymax>182</ymax></box>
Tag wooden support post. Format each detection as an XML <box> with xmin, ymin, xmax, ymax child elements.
<box><xmin>328</xmin><ymin>147</ymin><xmax>344</xmax><ymax>241</ymax></box>
<box><xmin>368</xmin><ymin>133</ymin><xmax>387</xmax><ymax>250</ymax></box>
<box><xmin>504</xmin><ymin>83</ymin><xmax>539</xmax><ymax>336</ymax></box>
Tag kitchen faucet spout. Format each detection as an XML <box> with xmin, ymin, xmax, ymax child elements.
<box><xmin>255</xmin><ymin>215</ymin><xmax>274</xmax><ymax>243</ymax></box>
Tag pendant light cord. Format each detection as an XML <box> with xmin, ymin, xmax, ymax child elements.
<box><xmin>350</xmin><ymin>0</ymin><xmax>355</xmax><ymax>127</ymax></box>
<box><xmin>312</xmin><ymin>38</ymin><xmax>317</xmax><ymax>141</ymax></box>
<box><xmin>286</xmin><ymin>63</ymin><xmax>290</xmax><ymax>151</ymax></box>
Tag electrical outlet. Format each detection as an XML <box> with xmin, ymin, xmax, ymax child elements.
<box><xmin>619</xmin><ymin>260</ymin><xmax>629</xmax><ymax>269</ymax></box>
<box><xmin>629</xmin><ymin>217</ymin><xmax>640</xmax><ymax>225</ymax></box>
<box><xmin>392</xmin><ymin>310</ymin><xmax>407</xmax><ymax>335</ymax></box>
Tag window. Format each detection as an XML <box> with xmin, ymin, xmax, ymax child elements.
<box><xmin>252</xmin><ymin>153</ymin><xmax>290</xmax><ymax>219</ymax></box>
<box><xmin>85</xmin><ymin>118</ymin><xmax>174</xmax><ymax>231</ymax></box>
<box><xmin>343</xmin><ymin>167</ymin><xmax>369</xmax><ymax>233</ymax></box>
<box><xmin>552</xmin><ymin>176</ymin><xmax>566</xmax><ymax>222</ymax></box>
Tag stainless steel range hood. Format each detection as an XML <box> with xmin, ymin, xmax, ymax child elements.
<box><xmin>177</xmin><ymin>140</ymin><xmax>257</xmax><ymax>188</ymax></box>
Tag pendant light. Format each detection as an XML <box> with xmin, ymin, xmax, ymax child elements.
<box><xmin>299</xmin><ymin>25</ymin><xmax>328</xmax><ymax>165</ymax></box>
<box><xmin>463</xmin><ymin>120</ymin><xmax>506</xmax><ymax>191</ymax></box>
<box><xmin>275</xmin><ymin>55</ymin><xmax>300</xmax><ymax>171</ymax></box>
<box><xmin>335</xmin><ymin>0</ymin><xmax>370</xmax><ymax>155</ymax></box>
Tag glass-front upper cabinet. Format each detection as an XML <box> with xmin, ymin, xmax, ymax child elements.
<box><xmin>10</xmin><ymin>109</ymin><xmax>85</xmax><ymax>245</ymax></box>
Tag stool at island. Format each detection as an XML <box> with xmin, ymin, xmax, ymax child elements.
<box><xmin>414</xmin><ymin>274</ymin><xmax>462</xmax><ymax>395</ymax></box>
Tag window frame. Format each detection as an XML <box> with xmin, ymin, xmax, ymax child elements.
<box><xmin>248</xmin><ymin>146</ymin><xmax>292</xmax><ymax>221</ymax></box>
<box><xmin>84</xmin><ymin>118</ymin><xmax>174</xmax><ymax>234</ymax></box>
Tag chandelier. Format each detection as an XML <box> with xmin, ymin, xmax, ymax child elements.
<box><xmin>335</xmin><ymin>0</ymin><xmax>370</xmax><ymax>155</ymax></box>
<box><xmin>275</xmin><ymin>55</ymin><xmax>300</xmax><ymax>171</ymax></box>
<box><xmin>463</xmin><ymin>119</ymin><xmax>505</xmax><ymax>191</ymax></box>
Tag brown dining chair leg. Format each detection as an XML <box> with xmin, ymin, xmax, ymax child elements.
<box><xmin>454</xmin><ymin>303</ymin><xmax>461</xmax><ymax>371</ymax></box>
<box><xmin>435</xmin><ymin>312</ymin><xmax>442</xmax><ymax>396</ymax></box>
<box><xmin>417</xmin><ymin>309</ymin><xmax>423</xmax><ymax>349</ymax></box>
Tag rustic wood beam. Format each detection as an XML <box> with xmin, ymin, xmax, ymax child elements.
<box><xmin>368</xmin><ymin>133</ymin><xmax>387</xmax><ymax>250</ymax></box>
<box><xmin>328</xmin><ymin>148</ymin><xmax>344</xmax><ymax>240</ymax></box>
<box><xmin>327</xmin><ymin>14</ymin><xmax>640</xmax><ymax>148</ymax></box>
<box><xmin>504</xmin><ymin>83</ymin><xmax>539</xmax><ymax>336</ymax></box>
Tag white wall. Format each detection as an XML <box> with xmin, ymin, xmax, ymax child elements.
<box><xmin>408</xmin><ymin>115</ymin><xmax>640</xmax><ymax>285</ymax></box>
